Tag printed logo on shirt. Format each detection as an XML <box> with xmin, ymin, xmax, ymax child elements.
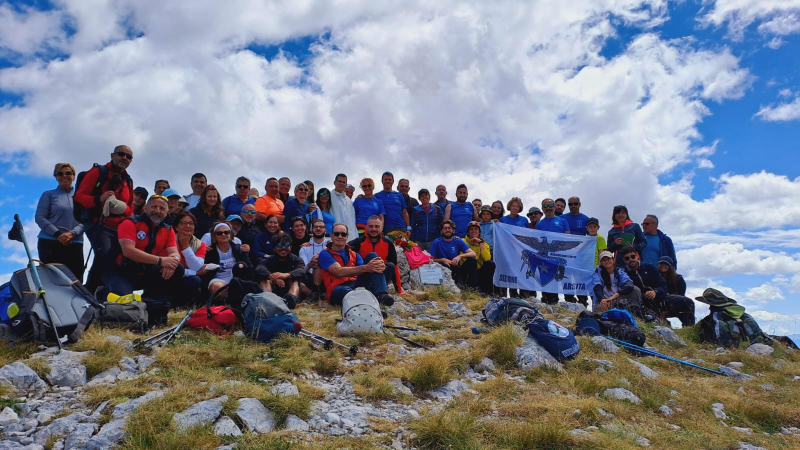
<box><xmin>136</xmin><ymin>231</ymin><xmax>146</xmax><ymax>240</ymax></box>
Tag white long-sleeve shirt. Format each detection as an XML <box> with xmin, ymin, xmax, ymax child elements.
<box><xmin>330</xmin><ymin>189</ymin><xmax>358</xmax><ymax>238</ymax></box>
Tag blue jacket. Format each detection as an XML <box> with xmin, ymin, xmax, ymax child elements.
<box><xmin>412</xmin><ymin>204</ymin><xmax>443</xmax><ymax>243</ymax></box>
<box><xmin>607</xmin><ymin>222</ymin><xmax>646</xmax><ymax>265</ymax></box>
<box><xmin>480</xmin><ymin>221</ymin><xmax>494</xmax><ymax>254</ymax></box>
<box><xmin>590</xmin><ymin>266</ymin><xmax>633</xmax><ymax>308</ymax></box>
<box><xmin>656</xmin><ymin>230</ymin><xmax>677</xmax><ymax>270</ymax></box>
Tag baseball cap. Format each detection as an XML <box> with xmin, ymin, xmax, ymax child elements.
<box><xmin>162</xmin><ymin>188</ymin><xmax>181</xmax><ymax>199</ymax></box>
<box><xmin>527</xmin><ymin>207</ymin><xmax>542</xmax><ymax>216</ymax></box>
<box><xmin>480</xmin><ymin>205</ymin><xmax>492</xmax><ymax>213</ymax></box>
<box><xmin>418</xmin><ymin>188</ymin><xmax>430</xmax><ymax>196</ymax></box>
<box><xmin>467</xmin><ymin>221</ymin><xmax>481</xmax><ymax>229</ymax></box>
<box><xmin>226</xmin><ymin>214</ymin><xmax>243</xmax><ymax>223</ymax></box>
<box><xmin>599</xmin><ymin>251</ymin><xmax>614</xmax><ymax>260</ymax></box>
<box><xmin>587</xmin><ymin>217</ymin><xmax>599</xmax><ymax>226</ymax></box>
<box><xmin>346</xmin><ymin>184</ymin><xmax>355</xmax><ymax>190</ymax></box>
<box><xmin>133</xmin><ymin>186</ymin><xmax>148</xmax><ymax>198</ymax></box>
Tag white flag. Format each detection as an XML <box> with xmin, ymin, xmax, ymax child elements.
<box><xmin>492</xmin><ymin>223</ymin><xmax>596</xmax><ymax>295</ymax></box>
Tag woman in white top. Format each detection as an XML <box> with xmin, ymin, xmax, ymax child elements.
<box><xmin>204</xmin><ymin>222</ymin><xmax>253</xmax><ymax>295</ymax></box>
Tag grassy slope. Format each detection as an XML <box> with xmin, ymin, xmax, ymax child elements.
<box><xmin>2</xmin><ymin>287</ymin><xmax>799</xmax><ymax>449</ymax></box>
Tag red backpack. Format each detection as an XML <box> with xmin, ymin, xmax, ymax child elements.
<box><xmin>186</xmin><ymin>284</ymin><xmax>240</xmax><ymax>334</ymax></box>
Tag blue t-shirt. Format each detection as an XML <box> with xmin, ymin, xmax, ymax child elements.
<box><xmin>222</xmin><ymin>195</ymin><xmax>255</xmax><ymax>217</ymax></box>
<box><xmin>434</xmin><ymin>200</ymin><xmax>451</xmax><ymax>211</ymax></box>
<box><xmin>374</xmin><ymin>191</ymin><xmax>408</xmax><ymax>228</ymax></box>
<box><xmin>563</xmin><ymin>213</ymin><xmax>590</xmax><ymax>236</ymax></box>
<box><xmin>312</xmin><ymin>209</ymin><xmax>335</xmax><ymax>235</ymax></box>
<box><xmin>282</xmin><ymin>198</ymin><xmax>311</xmax><ymax>233</ymax></box>
<box><xmin>499</xmin><ymin>215</ymin><xmax>529</xmax><ymax>228</ymax></box>
<box><xmin>641</xmin><ymin>234</ymin><xmax>661</xmax><ymax>267</ymax></box>
<box><xmin>448</xmin><ymin>201</ymin><xmax>475</xmax><ymax>237</ymax></box>
<box><xmin>429</xmin><ymin>237</ymin><xmax>470</xmax><ymax>260</ymax></box>
<box><xmin>535</xmin><ymin>217</ymin><xmax>570</xmax><ymax>234</ymax></box>
<box><xmin>353</xmin><ymin>197</ymin><xmax>386</xmax><ymax>225</ymax></box>
<box><xmin>318</xmin><ymin>249</ymin><xmax>364</xmax><ymax>271</ymax></box>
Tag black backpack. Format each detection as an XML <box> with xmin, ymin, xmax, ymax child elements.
<box><xmin>73</xmin><ymin>163</ymin><xmax>133</xmax><ymax>223</ymax></box>
<box><xmin>594</xmin><ymin>309</ymin><xmax>646</xmax><ymax>347</ymax></box>
<box><xmin>698</xmin><ymin>306</ymin><xmax>772</xmax><ymax>348</ymax></box>
<box><xmin>0</xmin><ymin>263</ymin><xmax>99</xmax><ymax>343</ymax></box>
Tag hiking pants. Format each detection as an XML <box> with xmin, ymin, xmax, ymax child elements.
<box><xmin>563</xmin><ymin>294</ymin><xmax>588</xmax><ymax>307</ymax></box>
<box><xmin>662</xmin><ymin>294</ymin><xmax>696</xmax><ymax>326</ymax></box>
<box><xmin>103</xmin><ymin>263</ymin><xmax>186</xmax><ymax>301</ymax></box>
<box><xmin>38</xmin><ymin>238</ymin><xmax>85</xmax><ymax>282</ymax></box>
<box><xmin>329</xmin><ymin>252</ymin><xmax>389</xmax><ymax>306</ymax></box>
<box><xmin>85</xmin><ymin>224</ymin><xmax>122</xmax><ymax>293</ymax></box>
<box><xmin>451</xmin><ymin>257</ymin><xmax>478</xmax><ymax>289</ymax></box>
<box><xmin>477</xmin><ymin>260</ymin><xmax>496</xmax><ymax>295</ymax></box>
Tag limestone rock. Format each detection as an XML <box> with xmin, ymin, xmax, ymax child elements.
<box><xmin>652</xmin><ymin>327</ymin><xmax>686</xmax><ymax>347</ymax></box>
<box><xmin>0</xmin><ymin>407</ymin><xmax>20</xmax><ymax>426</ymax></box>
<box><xmin>591</xmin><ymin>336</ymin><xmax>620</xmax><ymax>353</ymax></box>
<box><xmin>112</xmin><ymin>390</ymin><xmax>164</xmax><ymax>419</ymax></box>
<box><xmin>84</xmin><ymin>419</ymin><xmax>127</xmax><ymax>450</ymax></box>
<box><xmin>34</xmin><ymin>413</ymin><xmax>92</xmax><ymax>444</ymax></box>
<box><xmin>213</xmin><ymin>416</ymin><xmax>242</xmax><ymax>437</ymax></box>
<box><xmin>172</xmin><ymin>396</ymin><xmax>227</xmax><ymax>431</ymax></box>
<box><xmin>603</xmin><ymin>388</ymin><xmax>642</xmax><ymax>404</ymax></box>
<box><xmin>235</xmin><ymin>398</ymin><xmax>274</xmax><ymax>434</ymax></box>
<box><xmin>719</xmin><ymin>366</ymin><xmax>755</xmax><ymax>382</ymax></box>
<box><xmin>64</xmin><ymin>423</ymin><xmax>98</xmax><ymax>449</ymax></box>
<box><xmin>558</xmin><ymin>302</ymin><xmax>586</xmax><ymax>313</ymax></box>
<box><xmin>388</xmin><ymin>378</ymin><xmax>412</xmax><ymax>397</ymax></box>
<box><xmin>284</xmin><ymin>414</ymin><xmax>310</xmax><ymax>432</ymax></box>
<box><xmin>627</xmin><ymin>358</ymin><xmax>659</xmax><ymax>379</ymax></box>
<box><xmin>474</xmin><ymin>357</ymin><xmax>496</xmax><ymax>374</ymax></box>
<box><xmin>447</xmin><ymin>302</ymin><xmax>470</xmax><ymax>317</ymax></box>
<box><xmin>745</xmin><ymin>343</ymin><xmax>774</xmax><ymax>357</ymax></box>
<box><xmin>269</xmin><ymin>382</ymin><xmax>299</xmax><ymax>397</ymax></box>
<box><xmin>427</xmin><ymin>380</ymin><xmax>471</xmax><ymax>402</ymax></box>
<box><xmin>45</xmin><ymin>352</ymin><xmax>89</xmax><ymax>388</ymax></box>
<box><xmin>516</xmin><ymin>337</ymin><xmax>563</xmax><ymax>371</ymax></box>
<box><xmin>0</xmin><ymin>362</ymin><xmax>48</xmax><ymax>394</ymax></box>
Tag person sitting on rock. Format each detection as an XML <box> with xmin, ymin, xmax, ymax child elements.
<box><xmin>255</xmin><ymin>232</ymin><xmax>305</xmax><ymax>308</ymax></box>
<box><xmin>591</xmin><ymin>250</ymin><xmax>643</xmax><ymax>315</ymax></box>
<box><xmin>348</xmin><ymin>215</ymin><xmax>402</xmax><ymax>293</ymax></box>
<box><xmin>429</xmin><ymin>220</ymin><xmax>478</xmax><ymax>289</ymax></box>
<box><xmin>318</xmin><ymin>223</ymin><xmax>396</xmax><ymax>306</ymax></box>
<box><xmin>620</xmin><ymin>245</ymin><xmax>692</xmax><ymax>325</ymax></box>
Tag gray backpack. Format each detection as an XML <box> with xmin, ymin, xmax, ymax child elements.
<box><xmin>2</xmin><ymin>264</ymin><xmax>98</xmax><ymax>343</ymax></box>
<box><xmin>337</xmin><ymin>288</ymin><xmax>384</xmax><ymax>336</ymax></box>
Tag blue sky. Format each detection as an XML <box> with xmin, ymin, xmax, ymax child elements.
<box><xmin>1</xmin><ymin>0</ymin><xmax>799</xmax><ymax>333</ymax></box>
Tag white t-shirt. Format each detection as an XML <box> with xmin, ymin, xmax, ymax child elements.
<box><xmin>215</xmin><ymin>247</ymin><xmax>236</xmax><ymax>284</ymax></box>
<box><xmin>201</xmin><ymin>233</ymin><xmax>241</xmax><ymax>247</ymax></box>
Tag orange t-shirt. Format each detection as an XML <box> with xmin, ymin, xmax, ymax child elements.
<box><xmin>254</xmin><ymin>195</ymin><xmax>284</xmax><ymax>217</ymax></box>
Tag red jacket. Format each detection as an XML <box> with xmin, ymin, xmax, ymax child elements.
<box><xmin>74</xmin><ymin>162</ymin><xmax>133</xmax><ymax>228</ymax></box>
<box><xmin>348</xmin><ymin>235</ymin><xmax>403</xmax><ymax>294</ymax></box>
<box><xmin>320</xmin><ymin>247</ymin><xmax>358</xmax><ymax>295</ymax></box>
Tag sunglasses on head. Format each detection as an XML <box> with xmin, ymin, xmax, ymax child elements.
<box><xmin>332</xmin><ymin>231</ymin><xmax>348</xmax><ymax>237</ymax></box>
<box><xmin>149</xmin><ymin>194</ymin><xmax>168</xmax><ymax>202</ymax></box>
<box><xmin>241</xmin><ymin>210</ymin><xmax>257</xmax><ymax>215</ymax></box>
<box><xmin>237</xmin><ymin>185</ymin><xmax>250</xmax><ymax>190</ymax></box>
<box><xmin>115</xmin><ymin>151</ymin><xmax>133</xmax><ymax>160</ymax></box>
<box><xmin>274</xmin><ymin>242</ymin><xmax>291</xmax><ymax>248</ymax></box>
<box><xmin>215</xmin><ymin>230</ymin><xmax>231</xmax><ymax>236</ymax></box>
<box><xmin>56</xmin><ymin>171</ymin><xmax>74</xmax><ymax>177</ymax></box>
<box><xmin>568</xmin><ymin>202</ymin><xmax>579</xmax><ymax>206</ymax></box>
<box><xmin>623</xmin><ymin>254</ymin><xmax>638</xmax><ymax>261</ymax></box>
<box><xmin>542</xmin><ymin>204</ymin><xmax>555</xmax><ymax>208</ymax></box>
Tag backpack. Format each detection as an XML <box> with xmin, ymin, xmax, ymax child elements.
<box><xmin>527</xmin><ymin>319</ymin><xmax>580</xmax><ymax>361</ymax></box>
<box><xmin>698</xmin><ymin>307</ymin><xmax>772</xmax><ymax>348</ymax></box>
<box><xmin>73</xmin><ymin>163</ymin><xmax>133</xmax><ymax>223</ymax></box>
<box><xmin>186</xmin><ymin>284</ymin><xmax>240</xmax><ymax>334</ymax></box>
<box><xmin>240</xmin><ymin>291</ymin><xmax>302</xmax><ymax>342</ymax></box>
<box><xmin>337</xmin><ymin>288</ymin><xmax>383</xmax><ymax>336</ymax></box>
<box><xmin>0</xmin><ymin>263</ymin><xmax>98</xmax><ymax>343</ymax></box>
<box><xmin>482</xmin><ymin>298</ymin><xmax>543</xmax><ymax>327</ymax></box>
<box><xmin>596</xmin><ymin>308</ymin><xmax>646</xmax><ymax>346</ymax></box>
<box><xmin>574</xmin><ymin>311</ymin><xmax>601</xmax><ymax>336</ymax></box>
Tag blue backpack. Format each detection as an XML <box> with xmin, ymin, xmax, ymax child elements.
<box><xmin>601</xmin><ymin>308</ymin><xmax>637</xmax><ymax>328</ymax></box>
<box><xmin>482</xmin><ymin>298</ymin><xmax>543</xmax><ymax>327</ymax></box>
<box><xmin>240</xmin><ymin>292</ymin><xmax>302</xmax><ymax>342</ymax></box>
<box><xmin>0</xmin><ymin>283</ymin><xmax>20</xmax><ymax>325</ymax></box>
<box><xmin>527</xmin><ymin>319</ymin><xmax>580</xmax><ymax>361</ymax></box>
<box><xmin>574</xmin><ymin>311</ymin><xmax>601</xmax><ymax>336</ymax></box>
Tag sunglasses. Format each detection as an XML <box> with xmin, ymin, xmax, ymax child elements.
<box><xmin>297</xmin><ymin>188</ymin><xmax>308</xmax><ymax>192</ymax></box>
<box><xmin>237</xmin><ymin>185</ymin><xmax>250</xmax><ymax>190</ymax></box>
<box><xmin>642</xmin><ymin>222</ymin><xmax>654</xmax><ymax>226</ymax></box>
<box><xmin>623</xmin><ymin>255</ymin><xmax>638</xmax><ymax>261</ymax></box>
<box><xmin>542</xmin><ymin>204</ymin><xmax>555</xmax><ymax>208</ymax></box>
<box><xmin>149</xmin><ymin>194</ymin><xmax>168</xmax><ymax>202</ymax></box>
<box><xmin>319</xmin><ymin>192</ymin><xmax>330</xmax><ymax>197</ymax></box>
<box><xmin>115</xmin><ymin>151</ymin><xmax>133</xmax><ymax>160</ymax></box>
<box><xmin>274</xmin><ymin>242</ymin><xmax>291</xmax><ymax>248</ymax></box>
<box><xmin>215</xmin><ymin>230</ymin><xmax>231</xmax><ymax>236</ymax></box>
<box><xmin>178</xmin><ymin>221</ymin><xmax>195</xmax><ymax>227</ymax></box>
<box><xmin>332</xmin><ymin>231</ymin><xmax>348</xmax><ymax>237</ymax></box>
<box><xmin>56</xmin><ymin>171</ymin><xmax>74</xmax><ymax>177</ymax></box>
<box><xmin>241</xmin><ymin>210</ymin><xmax>257</xmax><ymax>215</ymax></box>
<box><xmin>361</xmin><ymin>184</ymin><xmax>373</xmax><ymax>188</ymax></box>
<box><xmin>568</xmin><ymin>202</ymin><xmax>580</xmax><ymax>206</ymax></box>
<box><xmin>312</xmin><ymin>225</ymin><xmax>325</xmax><ymax>229</ymax></box>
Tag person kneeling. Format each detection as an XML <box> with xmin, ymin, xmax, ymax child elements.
<box><xmin>318</xmin><ymin>223</ymin><xmax>395</xmax><ymax>306</ymax></box>
<box><xmin>429</xmin><ymin>220</ymin><xmax>478</xmax><ymax>289</ymax></box>
<box><xmin>101</xmin><ymin>195</ymin><xmax>185</xmax><ymax>306</ymax></box>
<box><xmin>256</xmin><ymin>232</ymin><xmax>305</xmax><ymax>309</ymax></box>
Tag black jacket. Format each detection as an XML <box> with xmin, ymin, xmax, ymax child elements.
<box><xmin>204</xmin><ymin>242</ymin><xmax>253</xmax><ymax>280</ymax></box>
<box><xmin>625</xmin><ymin>262</ymin><xmax>667</xmax><ymax>303</ymax></box>
<box><xmin>255</xmin><ymin>253</ymin><xmax>306</xmax><ymax>282</ymax></box>
<box><xmin>189</xmin><ymin>206</ymin><xmax>224</xmax><ymax>239</ymax></box>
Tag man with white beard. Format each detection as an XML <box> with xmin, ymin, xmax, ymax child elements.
<box><xmin>98</xmin><ymin>195</ymin><xmax>185</xmax><ymax>302</ymax></box>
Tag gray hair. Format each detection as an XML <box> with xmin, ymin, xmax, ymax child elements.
<box><xmin>645</xmin><ymin>214</ymin><xmax>659</xmax><ymax>225</ymax></box>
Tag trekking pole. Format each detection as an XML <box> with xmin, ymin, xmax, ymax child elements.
<box><xmin>134</xmin><ymin>325</ymin><xmax>177</xmax><ymax>349</ymax></box>
<box><xmin>385</xmin><ymin>329</ymin><xmax>429</xmax><ymax>350</ymax></box>
<box><xmin>604</xmin><ymin>336</ymin><xmax>725</xmax><ymax>376</ymax></box>
<box><xmin>13</xmin><ymin>215</ymin><xmax>66</xmax><ymax>352</ymax></box>
<box><xmin>383</xmin><ymin>325</ymin><xmax>421</xmax><ymax>332</ymax></box>
<box><xmin>299</xmin><ymin>329</ymin><xmax>333</xmax><ymax>350</ymax></box>
<box><xmin>158</xmin><ymin>309</ymin><xmax>194</xmax><ymax>346</ymax></box>
<box><xmin>300</xmin><ymin>329</ymin><xmax>358</xmax><ymax>356</ymax></box>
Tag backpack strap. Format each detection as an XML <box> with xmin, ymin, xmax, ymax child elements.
<box><xmin>69</xmin><ymin>305</ymin><xmax>97</xmax><ymax>342</ymax></box>
<box><xmin>45</xmin><ymin>264</ymin><xmax>104</xmax><ymax>309</ymax></box>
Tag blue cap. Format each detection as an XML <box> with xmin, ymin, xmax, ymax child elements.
<box><xmin>162</xmin><ymin>188</ymin><xmax>181</xmax><ymax>198</ymax></box>
<box><xmin>226</xmin><ymin>214</ymin><xmax>243</xmax><ymax>223</ymax></box>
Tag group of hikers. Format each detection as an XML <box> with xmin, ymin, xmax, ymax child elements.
<box><xmin>33</xmin><ymin>145</ymin><xmax>695</xmax><ymax>327</ymax></box>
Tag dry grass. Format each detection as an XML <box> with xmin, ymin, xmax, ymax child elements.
<box><xmin>406</xmin><ymin>350</ymin><xmax>457</xmax><ymax>392</ymax></box>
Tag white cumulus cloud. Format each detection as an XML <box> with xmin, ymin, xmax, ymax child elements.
<box><xmin>755</xmin><ymin>97</ymin><xmax>800</xmax><ymax>121</ymax></box>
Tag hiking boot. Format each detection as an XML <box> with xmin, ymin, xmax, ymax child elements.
<box><xmin>283</xmin><ymin>294</ymin><xmax>299</xmax><ymax>310</ymax></box>
<box><xmin>378</xmin><ymin>294</ymin><xmax>395</xmax><ymax>307</ymax></box>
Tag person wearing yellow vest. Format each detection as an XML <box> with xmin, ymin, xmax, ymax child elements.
<box><xmin>318</xmin><ymin>223</ymin><xmax>396</xmax><ymax>306</ymax></box>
